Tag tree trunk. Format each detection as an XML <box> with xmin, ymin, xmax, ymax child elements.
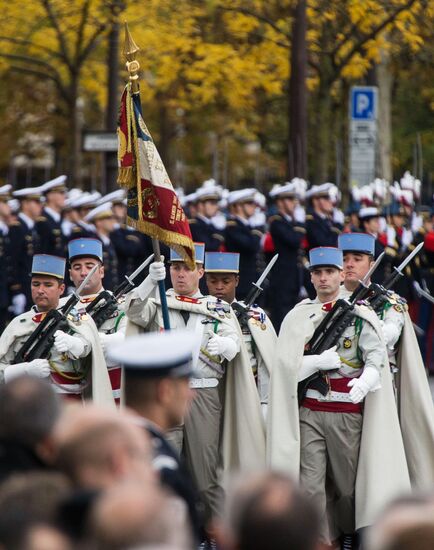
<box><xmin>376</xmin><ymin>49</ymin><xmax>392</xmax><ymax>182</ymax></box>
<box><xmin>105</xmin><ymin>15</ymin><xmax>121</xmax><ymax>192</ymax></box>
<box><xmin>67</xmin><ymin>75</ymin><xmax>81</xmax><ymax>186</ymax></box>
<box><xmin>288</xmin><ymin>0</ymin><xmax>307</xmax><ymax>179</ymax></box>
<box><xmin>314</xmin><ymin>79</ymin><xmax>332</xmax><ymax>183</ymax></box>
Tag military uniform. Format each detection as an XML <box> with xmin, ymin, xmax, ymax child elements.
<box><xmin>8</xmin><ymin>213</ymin><xmax>40</xmax><ymax>309</ymax></box>
<box><xmin>189</xmin><ymin>215</ymin><xmax>224</xmax><ymax>252</ymax></box>
<box><xmin>35</xmin><ymin>207</ymin><xmax>66</xmax><ymax>257</ymax></box>
<box><xmin>305</xmin><ymin>211</ymin><xmax>340</xmax><ymax>249</ymax></box>
<box><xmin>268</xmin><ymin>213</ymin><xmax>305</xmax><ymax>330</ymax></box>
<box><xmin>0</xmin><ymin>305</ymin><xmax>92</xmax><ymax>396</ymax></box>
<box><xmin>225</xmin><ymin>217</ymin><xmax>262</xmax><ymax>301</ymax></box>
<box><xmin>125</xmin><ymin>245</ymin><xmax>240</xmax><ymax>522</ymax></box>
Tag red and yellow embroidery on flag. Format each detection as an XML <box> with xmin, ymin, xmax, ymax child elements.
<box><xmin>117</xmin><ymin>84</ymin><xmax>195</xmax><ymax>269</ymax></box>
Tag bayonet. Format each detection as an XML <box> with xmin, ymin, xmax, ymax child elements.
<box><xmin>414</xmin><ymin>281</ymin><xmax>434</xmax><ymax>305</ymax></box>
<box><xmin>124</xmin><ymin>253</ymin><xmax>154</xmax><ymax>287</ymax></box>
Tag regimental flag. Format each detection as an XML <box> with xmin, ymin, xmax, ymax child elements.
<box><xmin>117</xmin><ymin>83</ymin><xmax>195</xmax><ymax>268</ymax></box>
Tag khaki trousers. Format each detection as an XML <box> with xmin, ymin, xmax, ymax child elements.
<box><xmin>299</xmin><ymin>407</ymin><xmax>362</xmax><ymax>543</ymax></box>
<box><xmin>168</xmin><ymin>385</ymin><xmax>224</xmax><ymax>522</ymax></box>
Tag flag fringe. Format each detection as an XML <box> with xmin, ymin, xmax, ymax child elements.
<box><xmin>126</xmin><ymin>215</ymin><xmax>196</xmax><ymax>270</ymax></box>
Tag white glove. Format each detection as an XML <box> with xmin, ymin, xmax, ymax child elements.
<box><xmin>4</xmin><ymin>359</ymin><xmax>50</xmax><ymax>383</ymax></box>
<box><xmin>294</xmin><ymin>205</ymin><xmax>306</xmax><ymax>224</ymax></box>
<box><xmin>54</xmin><ymin>330</ymin><xmax>85</xmax><ymax>358</ymax></box>
<box><xmin>10</xmin><ymin>293</ymin><xmax>26</xmax><ymax>316</ymax></box>
<box><xmin>347</xmin><ymin>367</ymin><xmax>381</xmax><ymax>403</ymax></box>
<box><xmin>99</xmin><ymin>331</ymin><xmax>125</xmax><ymax>365</ymax></box>
<box><xmin>401</xmin><ymin>228</ymin><xmax>413</xmax><ymax>249</ymax></box>
<box><xmin>206</xmin><ymin>332</ymin><xmax>238</xmax><ymax>361</ymax></box>
<box><xmin>387</xmin><ymin>226</ymin><xmax>396</xmax><ymax>247</ymax></box>
<box><xmin>298</xmin><ymin>346</ymin><xmax>340</xmax><ymax>381</ymax></box>
<box><xmin>149</xmin><ymin>261</ymin><xmax>166</xmax><ymax>284</ymax></box>
<box><xmin>333</xmin><ymin>209</ymin><xmax>345</xmax><ymax>225</ymax></box>
<box><xmin>380</xmin><ymin>320</ymin><xmax>401</xmax><ymax>349</ymax></box>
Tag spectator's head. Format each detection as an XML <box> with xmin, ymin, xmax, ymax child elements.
<box><xmin>108</xmin><ymin>331</ymin><xmax>197</xmax><ymax>432</ymax></box>
<box><xmin>215</xmin><ymin>472</ymin><xmax>320</xmax><ymax>550</ymax></box>
<box><xmin>0</xmin><ymin>377</ymin><xmax>62</xmax><ymax>464</ymax></box>
<box><xmin>54</xmin><ymin>405</ymin><xmax>154</xmax><ymax>490</ymax></box>
<box><xmin>86</xmin><ymin>481</ymin><xmax>191</xmax><ymax>550</ymax></box>
<box><xmin>0</xmin><ymin>472</ymin><xmax>71</xmax><ymax>550</ymax></box>
<box><xmin>367</xmin><ymin>493</ymin><xmax>434</xmax><ymax>550</ymax></box>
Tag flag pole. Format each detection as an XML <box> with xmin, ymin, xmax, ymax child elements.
<box><xmin>123</xmin><ymin>23</ymin><xmax>171</xmax><ymax>330</ymax></box>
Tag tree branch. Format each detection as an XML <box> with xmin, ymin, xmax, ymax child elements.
<box><xmin>219</xmin><ymin>6</ymin><xmax>290</xmax><ymax>38</ymax></box>
<box><xmin>74</xmin><ymin>0</ymin><xmax>90</xmax><ymax>65</ymax></box>
<box><xmin>6</xmin><ymin>64</ymin><xmax>69</xmax><ymax>103</ymax></box>
<box><xmin>41</xmin><ymin>0</ymin><xmax>72</xmax><ymax>70</ymax></box>
<box><xmin>0</xmin><ymin>35</ymin><xmax>61</xmax><ymax>59</ymax></box>
<box><xmin>334</xmin><ymin>0</ymin><xmax>419</xmax><ymax>78</ymax></box>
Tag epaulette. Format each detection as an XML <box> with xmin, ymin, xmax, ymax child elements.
<box><xmin>188</xmin><ymin>218</ymin><xmax>197</xmax><ymax>224</ymax></box>
<box><xmin>294</xmin><ymin>226</ymin><xmax>306</xmax><ymax>233</ymax></box>
<box><xmin>385</xmin><ymin>246</ymin><xmax>397</xmax><ymax>257</ymax></box>
<box><xmin>72</xmin><ymin>226</ymin><xmax>82</xmax><ymax>233</ymax></box>
<box><xmin>226</xmin><ymin>220</ymin><xmax>237</xmax><ymax>226</ymax></box>
<box><xmin>305</xmin><ymin>214</ymin><xmax>314</xmax><ymax>221</ymax></box>
<box><xmin>252</xmin><ymin>229</ymin><xmax>263</xmax><ymax>237</ymax></box>
<box><xmin>36</xmin><ymin>216</ymin><xmax>47</xmax><ymax>222</ymax></box>
<box><xmin>9</xmin><ymin>221</ymin><xmax>20</xmax><ymax>226</ymax></box>
<box><xmin>268</xmin><ymin>215</ymin><xmax>282</xmax><ymax>223</ymax></box>
<box><xmin>126</xmin><ymin>234</ymin><xmax>140</xmax><ymax>242</ymax></box>
<box><xmin>212</xmin><ymin>233</ymin><xmax>224</xmax><ymax>241</ymax></box>
<box><xmin>331</xmin><ymin>227</ymin><xmax>341</xmax><ymax>234</ymax></box>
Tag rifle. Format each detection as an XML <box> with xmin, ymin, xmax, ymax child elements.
<box><xmin>85</xmin><ymin>253</ymin><xmax>154</xmax><ymax>329</ymax></box>
<box><xmin>297</xmin><ymin>253</ymin><xmax>385</xmax><ymax>403</ymax></box>
<box><xmin>366</xmin><ymin>242</ymin><xmax>423</xmax><ymax>313</ymax></box>
<box><xmin>13</xmin><ymin>265</ymin><xmax>99</xmax><ymax>364</ymax></box>
<box><xmin>232</xmin><ymin>254</ymin><xmax>278</xmax><ymax>326</ymax></box>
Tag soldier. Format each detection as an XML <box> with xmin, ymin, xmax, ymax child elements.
<box><xmin>268</xmin><ymin>247</ymin><xmax>410</xmax><ymax>548</ymax></box>
<box><xmin>189</xmin><ymin>186</ymin><xmax>224</xmax><ymax>252</ymax></box>
<box><xmin>338</xmin><ymin>232</ymin><xmax>434</xmax><ymax>490</ymax></box>
<box><xmin>84</xmin><ymin>202</ymin><xmax>118</xmax><ymax>291</ymax></box>
<box><xmin>67</xmin><ymin>191</ymin><xmax>101</xmax><ymax>240</ymax></box>
<box><xmin>124</xmin><ymin>242</ymin><xmax>240</xmax><ymax>526</ymax></box>
<box><xmin>0</xmin><ymin>255</ymin><xmax>90</xmax><ymax>398</ymax></box>
<box><xmin>204</xmin><ymin>251</ymin><xmax>275</xmax><ymax>472</ymax></box>
<box><xmin>9</xmin><ymin>187</ymin><xmax>43</xmax><ymax>315</ymax></box>
<box><xmin>305</xmin><ymin>183</ymin><xmax>341</xmax><ymax>249</ymax></box>
<box><xmin>107</xmin><ymin>329</ymin><xmax>201</xmax><ymax>541</ymax></box>
<box><xmin>0</xmin><ymin>185</ymin><xmax>12</xmax><ymax>332</ymax></box>
<box><xmin>108</xmin><ymin>189</ymin><xmax>153</xmax><ymax>284</ymax></box>
<box><xmin>358</xmin><ymin>207</ymin><xmax>388</xmax><ymax>284</ymax></box>
<box><xmin>35</xmin><ymin>175</ymin><xmax>67</xmax><ymax>257</ymax></box>
<box><xmin>225</xmin><ymin>189</ymin><xmax>263</xmax><ymax>301</ymax></box>
<box><xmin>267</xmin><ymin>183</ymin><xmax>306</xmax><ymax>331</ymax></box>
<box><xmin>67</xmin><ymin>237</ymin><xmax>126</xmax><ymax>402</ymax></box>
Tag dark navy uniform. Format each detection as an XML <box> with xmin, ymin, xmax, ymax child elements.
<box><xmin>268</xmin><ymin>214</ymin><xmax>305</xmax><ymax>331</ymax></box>
<box><xmin>0</xmin><ymin>223</ymin><xmax>9</xmax><ymax>331</ymax></box>
<box><xmin>111</xmin><ymin>225</ymin><xmax>152</xmax><ymax>284</ymax></box>
<box><xmin>305</xmin><ymin>211</ymin><xmax>340</xmax><ymax>250</ymax></box>
<box><xmin>67</xmin><ymin>221</ymin><xmax>96</xmax><ymax>241</ymax></box>
<box><xmin>189</xmin><ymin>216</ymin><xmax>224</xmax><ymax>252</ymax></box>
<box><xmin>35</xmin><ymin>208</ymin><xmax>66</xmax><ymax>257</ymax></box>
<box><xmin>225</xmin><ymin>217</ymin><xmax>262</xmax><ymax>300</ymax></box>
<box><xmin>8</xmin><ymin>215</ymin><xmax>40</xmax><ymax>308</ymax></box>
<box><xmin>100</xmin><ymin>237</ymin><xmax>118</xmax><ymax>291</ymax></box>
<box><xmin>146</xmin><ymin>422</ymin><xmax>201</xmax><ymax>540</ymax></box>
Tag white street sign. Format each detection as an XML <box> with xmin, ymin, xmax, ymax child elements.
<box><xmin>83</xmin><ymin>133</ymin><xmax>118</xmax><ymax>152</ymax></box>
<box><xmin>349</xmin><ymin>86</ymin><xmax>378</xmax><ymax>187</ymax></box>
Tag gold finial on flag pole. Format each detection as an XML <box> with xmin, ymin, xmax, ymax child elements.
<box><xmin>123</xmin><ymin>23</ymin><xmax>141</xmax><ymax>93</ymax></box>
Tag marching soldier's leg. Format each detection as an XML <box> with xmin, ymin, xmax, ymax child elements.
<box><xmin>299</xmin><ymin>407</ymin><xmax>331</xmax><ymax>543</ymax></box>
<box><xmin>183</xmin><ymin>386</ymin><xmax>224</xmax><ymax>522</ymax></box>
<box><xmin>325</xmin><ymin>412</ymin><xmax>362</xmax><ymax>536</ymax></box>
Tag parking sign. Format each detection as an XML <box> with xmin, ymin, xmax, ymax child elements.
<box><xmin>351</xmin><ymin>87</ymin><xmax>378</xmax><ymax>121</ymax></box>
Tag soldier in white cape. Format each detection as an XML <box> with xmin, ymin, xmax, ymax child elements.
<box><xmin>204</xmin><ymin>251</ymin><xmax>276</xmax><ymax>476</ymax></box>
<box><xmin>338</xmin><ymin>232</ymin><xmax>434</xmax><ymax>489</ymax></box>
<box><xmin>267</xmin><ymin>246</ymin><xmax>410</xmax><ymax>546</ymax></box>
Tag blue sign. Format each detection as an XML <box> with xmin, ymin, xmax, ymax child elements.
<box><xmin>350</xmin><ymin>87</ymin><xmax>377</xmax><ymax>120</ymax></box>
